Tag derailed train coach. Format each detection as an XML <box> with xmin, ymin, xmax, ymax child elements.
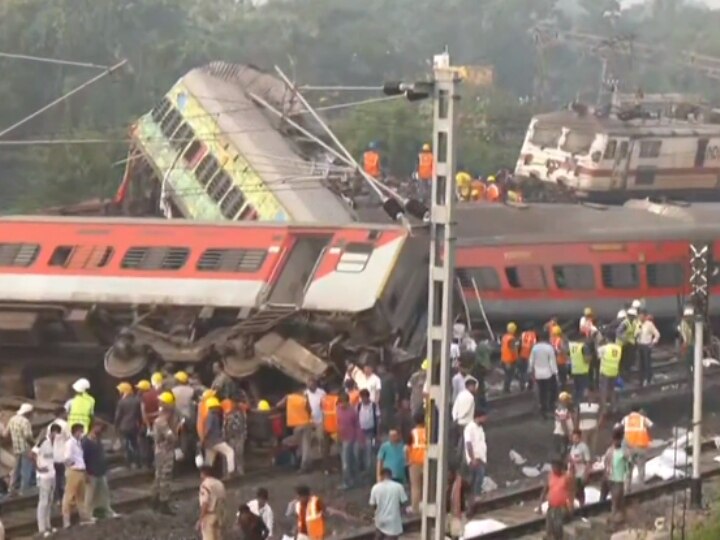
<box><xmin>0</xmin><ymin>217</ymin><xmax>428</xmax><ymax>392</ymax></box>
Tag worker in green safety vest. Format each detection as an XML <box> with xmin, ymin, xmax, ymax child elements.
<box><xmin>598</xmin><ymin>339</ymin><xmax>622</xmax><ymax>418</ymax></box>
<box><xmin>67</xmin><ymin>378</ymin><xmax>95</xmax><ymax>435</ymax></box>
<box><xmin>569</xmin><ymin>341</ymin><xmax>590</xmax><ymax>402</ymax></box>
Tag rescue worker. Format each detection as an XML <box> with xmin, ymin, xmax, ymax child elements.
<box><xmin>416</xmin><ymin>143</ymin><xmax>434</xmax><ymax>201</ymax></box>
<box><xmin>172</xmin><ymin>371</ymin><xmax>196</xmax><ymax>461</ymax></box>
<box><xmin>519</xmin><ymin>326</ymin><xmax>537</xmax><ymax>392</ymax></box>
<box><xmin>407</xmin><ymin>359</ymin><xmax>427</xmax><ymax>418</ymax></box>
<box><xmin>204</xmin><ymin>397</ymin><xmax>235</xmax><ymax>477</ymax></box>
<box><xmin>197</xmin><ymin>389</ymin><xmax>217</xmax><ymax>447</ymax></box>
<box><xmin>621</xmin><ymin>406</ymin><xmax>653</xmax><ymax>487</ymax></box>
<box><xmin>152</xmin><ymin>392</ymin><xmax>178</xmax><ymax>515</ymax></box>
<box><xmin>678</xmin><ymin>306</ymin><xmax>695</xmax><ymax>375</ymax></box>
<box><xmin>362</xmin><ymin>142</ymin><xmax>382</xmax><ymax>180</ymax></box>
<box><xmin>344</xmin><ymin>379</ymin><xmax>361</xmax><ymax>407</ymax></box>
<box><xmin>407</xmin><ymin>413</ymin><xmax>426</xmax><ymax>513</ymax></box>
<box><xmin>469</xmin><ymin>178</ymin><xmax>486</xmax><ymax>201</ymax></box>
<box><xmin>321</xmin><ymin>392</ymin><xmax>339</xmax><ymax>450</ymax></box>
<box><xmin>223</xmin><ymin>399</ymin><xmax>247</xmax><ymax>475</ymax></box>
<box><xmin>579</xmin><ymin>307</ymin><xmax>594</xmax><ymax>335</ymax></box>
<box><xmin>197</xmin><ymin>465</ymin><xmax>226</xmax><ymax>540</ymax></box>
<box><xmin>636</xmin><ymin>310</ymin><xmax>660</xmax><ymax>386</ymax></box>
<box><xmin>293</xmin><ymin>485</ymin><xmax>325</xmax><ymax>540</ymax></box>
<box><xmin>114</xmin><ymin>382</ymin><xmax>141</xmax><ymax>469</ymax></box>
<box><xmin>67</xmin><ymin>378</ymin><xmax>94</xmax><ymax>435</ymax></box>
<box><xmin>500</xmin><ymin>322</ymin><xmax>520</xmax><ymax>393</ymax></box>
<box><xmin>550</xmin><ymin>326</ymin><xmax>570</xmax><ymax>391</ymax></box>
<box><xmin>455</xmin><ymin>171</ymin><xmax>473</xmax><ymax>201</ymax></box>
<box><xmin>569</xmin><ymin>340</ymin><xmax>590</xmax><ymax>402</ymax></box>
<box><xmin>617</xmin><ymin>308</ymin><xmax>639</xmax><ymax>377</ymax></box>
<box><xmin>279</xmin><ymin>391</ymin><xmax>312</xmax><ymax>472</ymax></box>
<box><xmin>598</xmin><ymin>337</ymin><xmax>622</xmax><ymax>417</ymax></box>
<box><xmin>485</xmin><ymin>176</ymin><xmax>500</xmax><ymax>202</ymax></box>
<box><xmin>580</xmin><ymin>309</ymin><xmax>600</xmax><ymax>391</ymax></box>
<box><xmin>138</xmin><ymin>378</ymin><xmax>159</xmax><ymax>469</ymax></box>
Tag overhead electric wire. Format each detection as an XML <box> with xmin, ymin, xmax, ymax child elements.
<box><xmin>0</xmin><ymin>51</ymin><xmax>112</xmax><ymax>70</ymax></box>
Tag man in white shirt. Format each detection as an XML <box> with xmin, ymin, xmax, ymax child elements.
<box><xmin>49</xmin><ymin>407</ymin><xmax>70</xmax><ymax>502</ymax></box>
<box><xmin>451</xmin><ymin>365</ymin><xmax>470</xmax><ymax>404</ymax></box>
<box><xmin>62</xmin><ymin>423</ymin><xmax>94</xmax><ymax>528</ymax></box>
<box><xmin>247</xmin><ymin>487</ymin><xmax>274</xmax><ymax>538</ymax></box>
<box><xmin>464</xmin><ymin>409</ymin><xmax>487</xmax><ymax>499</ymax></box>
<box><xmin>32</xmin><ymin>424</ymin><xmax>60</xmax><ymax>537</ymax></box>
<box><xmin>361</xmin><ymin>364</ymin><xmax>382</xmax><ymax>404</ymax></box>
<box><xmin>529</xmin><ymin>339</ymin><xmax>559</xmax><ymax>419</ymax></box>
<box><xmin>452</xmin><ymin>378</ymin><xmax>477</xmax><ymax>462</ymax></box>
<box><xmin>304</xmin><ymin>379</ymin><xmax>327</xmax><ymax>460</ymax></box>
<box><xmin>635</xmin><ymin>310</ymin><xmax>660</xmax><ymax>386</ymax></box>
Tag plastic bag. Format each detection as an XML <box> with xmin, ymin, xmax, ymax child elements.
<box><xmin>195</xmin><ymin>452</ymin><xmax>204</xmax><ymax>468</ymax></box>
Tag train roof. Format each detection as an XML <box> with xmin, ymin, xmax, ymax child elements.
<box><xmin>533</xmin><ymin>110</ymin><xmax>720</xmax><ymax>137</ymax></box>
<box><xmin>180</xmin><ymin>63</ymin><xmax>359</xmax><ymax>223</ymax></box>
<box><xmin>454</xmin><ymin>201</ymin><xmax>720</xmax><ymax>246</ymax></box>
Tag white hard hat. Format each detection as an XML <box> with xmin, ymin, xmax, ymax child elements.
<box><xmin>631</xmin><ymin>299</ymin><xmax>641</xmax><ymax>309</ymax></box>
<box><xmin>17</xmin><ymin>403</ymin><xmax>33</xmax><ymax>415</ymax></box>
<box><xmin>617</xmin><ymin>309</ymin><xmax>627</xmax><ymax>319</ymax></box>
<box><xmin>72</xmin><ymin>378</ymin><xmax>90</xmax><ymax>393</ymax></box>
<box><xmin>627</xmin><ymin>307</ymin><xmax>638</xmax><ymax>317</ymax></box>
<box><xmin>683</xmin><ymin>306</ymin><xmax>694</xmax><ymax>316</ymax></box>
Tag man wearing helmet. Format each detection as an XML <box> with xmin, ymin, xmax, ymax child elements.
<box><xmin>416</xmin><ymin>143</ymin><xmax>434</xmax><ymax>202</ymax></box>
<box><xmin>500</xmin><ymin>323</ymin><xmax>520</xmax><ymax>393</ymax></box>
<box><xmin>67</xmin><ymin>378</ymin><xmax>95</xmax><ymax>436</ymax></box>
<box><xmin>152</xmin><ymin>391</ymin><xmax>179</xmax><ymax>515</ymax></box>
<box><xmin>362</xmin><ymin>141</ymin><xmax>383</xmax><ymax>180</ymax></box>
<box><xmin>114</xmin><ymin>382</ymin><xmax>141</xmax><ymax>469</ymax></box>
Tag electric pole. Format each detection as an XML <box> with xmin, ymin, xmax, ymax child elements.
<box><xmin>422</xmin><ymin>49</ymin><xmax>460</xmax><ymax>540</ymax></box>
<box><xmin>689</xmin><ymin>241</ymin><xmax>710</xmax><ymax>508</ymax></box>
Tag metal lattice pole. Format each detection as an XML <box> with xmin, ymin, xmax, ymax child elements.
<box><xmin>421</xmin><ymin>50</ymin><xmax>459</xmax><ymax>540</ymax></box>
<box><xmin>689</xmin><ymin>241</ymin><xmax>710</xmax><ymax>507</ymax></box>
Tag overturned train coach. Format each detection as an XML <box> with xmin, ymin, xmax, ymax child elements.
<box><xmin>0</xmin><ymin>199</ymin><xmax>719</xmax><ymax>385</ymax></box>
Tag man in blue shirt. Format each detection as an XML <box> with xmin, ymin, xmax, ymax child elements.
<box><xmin>370</xmin><ymin>468</ymin><xmax>408</xmax><ymax>539</ymax></box>
<box><xmin>376</xmin><ymin>429</ymin><xmax>407</xmax><ymax>484</ymax></box>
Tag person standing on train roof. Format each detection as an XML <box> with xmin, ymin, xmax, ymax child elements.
<box><xmin>550</xmin><ymin>325</ymin><xmax>570</xmax><ymax>391</ymax></box>
<box><xmin>67</xmin><ymin>378</ymin><xmax>95</xmax><ymax>437</ymax></box>
<box><xmin>519</xmin><ymin>325</ymin><xmax>538</xmax><ymax>392</ymax></box>
<box><xmin>529</xmin><ymin>335</ymin><xmax>558</xmax><ymax>420</ymax></box>
<box><xmin>616</xmin><ymin>308</ymin><xmax>639</xmax><ymax>378</ymax></box>
<box><xmin>362</xmin><ymin>141</ymin><xmax>383</xmax><ymax>180</ymax></box>
<box><xmin>416</xmin><ymin>143</ymin><xmax>434</xmax><ymax>201</ymax></box>
<box><xmin>500</xmin><ymin>322</ymin><xmax>520</xmax><ymax>394</ymax></box>
<box><xmin>678</xmin><ymin>306</ymin><xmax>695</xmax><ymax>375</ymax></box>
<box><xmin>485</xmin><ymin>176</ymin><xmax>501</xmax><ymax>202</ymax></box>
<box><xmin>635</xmin><ymin>310</ymin><xmax>660</xmax><ymax>387</ymax></box>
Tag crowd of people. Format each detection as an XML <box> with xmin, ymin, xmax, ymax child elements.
<box><xmin>0</xmin><ymin>296</ymin><xmax>695</xmax><ymax>539</ymax></box>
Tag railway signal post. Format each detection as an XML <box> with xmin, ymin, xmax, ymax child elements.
<box><xmin>689</xmin><ymin>241</ymin><xmax>710</xmax><ymax>507</ymax></box>
<box><xmin>422</xmin><ymin>49</ymin><xmax>460</xmax><ymax>540</ymax></box>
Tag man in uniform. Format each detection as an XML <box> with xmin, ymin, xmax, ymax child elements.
<box><xmin>197</xmin><ymin>465</ymin><xmax>226</xmax><ymax>540</ymax></box>
<box><xmin>152</xmin><ymin>392</ymin><xmax>178</xmax><ymax>515</ymax></box>
<box><xmin>416</xmin><ymin>143</ymin><xmax>434</xmax><ymax>201</ymax></box>
<box><xmin>679</xmin><ymin>306</ymin><xmax>695</xmax><ymax>375</ymax></box>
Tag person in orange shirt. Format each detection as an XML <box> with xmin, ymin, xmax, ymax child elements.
<box><xmin>362</xmin><ymin>141</ymin><xmax>383</xmax><ymax>180</ymax></box>
<box><xmin>407</xmin><ymin>414</ymin><xmax>426</xmax><ymax>513</ymax></box>
<box><xmin>343</xmin><ymin>379</ymin><xmax>360</xmax><ymax>406</ymax></box>
<box><xmin>294</xmin><ymin>485</ymin><xmax>325</xmax><ymax>540</ymax></box>
<box><xmin>470</xmin><ymin>179</ymin><xmax>486</xmax><ymax>201</ymax></box>
<box><xmin>416</xmin><ymin>143</ymin><xmax>434</xmax><ymax>201</ymax></box>
<box><xmin>501</xmin><ymin>322</ymin><xmax>520</xmax><ymax>393</ymax></box>
<box><xmin>551</xmin><ymin>325</ymin><xmax>570</xmax><ymax>391</ymax></box>
<box><xmin>519</xmin><ymin>326</ymin><xmax>538</xmax><ymax>391</ymax></box>
<box><xmin>485</xmin><ymin>176</ymin><xmax>501</xmax><ymax>202</ymax></box>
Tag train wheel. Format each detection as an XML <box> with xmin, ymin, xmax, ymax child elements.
<box><xmin>104</xmin><ymin>344</ymin><xmax>148</xmax><ymax>378</ymax></box>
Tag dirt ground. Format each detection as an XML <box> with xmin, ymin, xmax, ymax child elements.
<box><xmin>45</xmin><ymin>380</ymin><xmax>720</xmax><ymax>540</ymax></box>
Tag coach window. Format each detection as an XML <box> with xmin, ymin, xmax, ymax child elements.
<box><xmin>601</xmin><ymin>263</ymin><xmax>639</xmax><ymax>289</ymax></box>
<box><xmin>196</xmin><ymin>155</ymin><xmax>220</xmax><ymax>187</ymax></box>
<box><xmin>121</xmin><ymin>247</ymin><xmax>189</xmax><ymax>270</ymax></box>
<box><xmin>619</xmin><ymin>141</ymin><xmax>629</xmax><ymax>159</ymax></box>
<box><xmin>603</xmin><ymin>140</ymin><xmax>617</xmax><ymax>160</ymax></box>
<box><xmin>336</xmin><ymin>243</ymin><xmax>373</xmax><ymax>273</ymax></box>
<box><xmin>159</xmin><ymin>107</ymin><xmax>182</xmax><ymax>140</ymax></box>
<box><xmin>456</xmin><ymin>268</ymin><xmax>501</xmax><ymax>291</ymax></box>
<box><xmin>171</xmin><ymin>122</ymin><xmax>194</xmax><ymax>151</ymax></box>
<box><xmin>505</xmin><ymin>265</ymin><xmax>547</xmax><ymax>290</ymax></box>
<box><xmin>647</xmin><ymin>262</ymin><xmax>683</xmax><ymax>288</ymax></box>
<box><xmin>49</xmin><ymin>245</ymin><xmax>114</xmax><ymax>269</ymax></box>
<box><xmin>182</xmin><ymin>139</ymin><xmax>205</xmax><ymax>167</ymax></box>
<box><xmin>207</xmin><ymin>171</ymin><xmax>233</xmax><ymax>202</ymax></box>
<box><xmin>562</xmin><ymin>131</ymin><xmax>594</xmax><ymax>154</ymax></box>
<box><xmin>197</xmin><ymin>249</ymin><xmax>267</xmax><ymax>272</ymax></box>
<box><xmin>553</xmin><ymin>264</ymin><xmax>595</xmax><ymax>290</ymax></box>
<box><xmin>0</xmin><ymin>243</ymin><xmax>40</xmax><ymax>267</ymax></box>
<box><xmin>220</xmin><ymin>187</ymin><xmax>246</xmax><ymax>220</ymax></box>
<box><xmin>150</xmin><ymin>98</ymin><xmax>172</xmax><ymax>124</ymax></box>
<box><xmin>530</xmin><ymin>125</ymin><xmax>561</xmax><ymax>148</ymax></box>
<box><xmin>639</xmin><ymin>140</ymin><xmax>662</xmax><ymax>158</ymax></box>
<box><xmin>636</xmin><ymin>167</ymin><xmax>656</xmax><ymax>186</ymax></box>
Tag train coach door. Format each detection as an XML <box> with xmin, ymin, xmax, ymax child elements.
<box><xmin>266</xmin><ymin>234</ymin><xmax>333</xmax><ymax>305</ymax></box>
<box><xmin>695</xmin><ymin>138</ymin><xmax>709</xmax><ymax>168</ymax></box>
<box><xmin>618</xmin><ymin>140</ymin><xmax>632</xmax><ymax>190</ymax></box>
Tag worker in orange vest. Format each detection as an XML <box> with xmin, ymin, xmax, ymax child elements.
<box><xmin>551</xmin><ymin>325</ymin><xmax>570</xmax><ymax>390</ymax></box>
<box><xmin>485</xmin><ymin>176</ymin><xmax>501</xmax><ymax>202</ymax></box>
<box><xmin>416</xmin><ymin>143</ymin><xmax>434</xmax><ymax>201</ymax></box>
<box><xmin>196</xmin><ymin>389</ymin><xmax>217</xmax><ymax>443</ymax></box>
<box><xmin>294</xmin><ymin>484</ymin><xmax>325</xmax><ymax>540</ymax></box>
<box><xmin>362</xmin><ymin>141</ymin><xmax>382</xmax><ymax>179</ymax></box>
<box><xmin>343</xmin><ymin>379</ymin><xmax>360</xmax><ymax>406</ymax></box>
<box><xmin>321</xmin><ymin>393</ymin><xmax>339</xmax><ymax>438</ymax></box>
<box><xmin>519</xmin><ymin>326</ymin><xmax>538</xmax><ymax>391</ymax></box>
<box><xmin>407</xmin><ymin>413</ymin><xmax>427</xmax><ymax>513</ymax></box>
<box><xmin>501</xmin><ymin>322</ymin><xmax>520</xmax><ymax>393</ymax></box>
<box><xmin>277</xmin><ymin>391</ymin><xmax>312</xmax><ymax>471</ymax></box>
<box><xmin>621</xmin><ymin>406</ymin><xmax>653</xmax><ymax>486</ymax></box>
<box><xmin>470</xmin><ymin>178</ymin><xmax>486</xmax><ymax>201</ymax></box>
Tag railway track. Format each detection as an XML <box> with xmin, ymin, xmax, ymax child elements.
<box><xmin>342</xmin><ymin>438</ymin><xmax>720</xmax><ymax>540</ymax></box>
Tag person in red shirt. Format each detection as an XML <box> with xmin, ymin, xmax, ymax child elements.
<box><xmin>137</xmin><ymin>379</ymin><xmax>159</xmax><ymax>469</ymax></box>
<box><xmin>537</xmin><ymin>460</ymin><xmax>573</xmax><ymax>540</ymax></box>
